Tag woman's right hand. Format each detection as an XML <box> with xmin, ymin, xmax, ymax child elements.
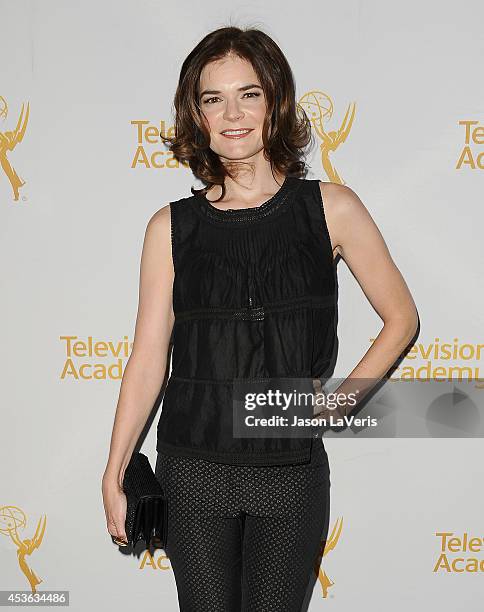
<box><xmin>102</xmin><ymin>475</ymin><xmax>128</xmax><ymax>546</ymax></box>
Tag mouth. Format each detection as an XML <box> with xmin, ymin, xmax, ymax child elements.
<box><xmin>220</xmin><ymin>129</ymin><xmax>253</xmax><ymax>139</ymax></box>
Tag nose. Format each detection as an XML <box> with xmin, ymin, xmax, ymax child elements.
<box><xmin>223</xmin><ymin>99</ymin><xmax>244</xmax><ymax>122</ymax></box>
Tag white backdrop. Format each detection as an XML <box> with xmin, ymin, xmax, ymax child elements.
<box><xmin>1</xmin><ymin>0</ymin><xmax>483</xmax><ymax>610</ymax></box>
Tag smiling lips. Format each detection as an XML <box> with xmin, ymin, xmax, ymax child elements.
<box><xmin>221</xmin><ymin>129</ymin><xmax>253</xmax><ymax>139</ymax></box>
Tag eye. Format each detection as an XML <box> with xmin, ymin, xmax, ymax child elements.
<box><xmin>202</xmin><ymin>96</ymin><xmax>220</xmax><ymax>105</ymax></box>
<box><xmin>202</xmin><ymin>91</ymin><xmax>262</xmax><ymax>105</ymax></box>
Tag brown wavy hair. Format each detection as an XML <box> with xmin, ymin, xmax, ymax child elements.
<box><xmin>160</xmin><ymin>26</ymin><xmax>313</xmax><ymax>202</ymax></box>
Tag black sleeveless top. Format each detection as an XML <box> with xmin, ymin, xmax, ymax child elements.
<box><xmin>156</xmin><ymin>176</ymin><xmax>338</xmax><ymax>465</ymax></box>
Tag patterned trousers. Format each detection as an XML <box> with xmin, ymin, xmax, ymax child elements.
<box><xmin>154</xmin><ymin>440</ymin><xmax>331</xmax><ymax>612</ymax></box>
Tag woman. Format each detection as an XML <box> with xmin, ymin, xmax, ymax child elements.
<box><xmin>102</xmin><ymin>26</ymin><xmax>418</xmax><ymax>611</ymax></box>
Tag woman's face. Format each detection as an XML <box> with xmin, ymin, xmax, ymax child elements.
<box><xmin>198</xmin><ymin>54</ymin><xmax>267</xmax><ymax>163</ymax></box>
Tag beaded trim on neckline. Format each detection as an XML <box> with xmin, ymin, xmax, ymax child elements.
<box><xmin>193</xmin><ymin>175</ymin><xmax>296</xmax><ymax>225</ymax></box>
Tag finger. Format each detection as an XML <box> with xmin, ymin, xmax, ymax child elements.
<box><xmin>109</xmin><ymin>525</ymin><xmax>128</xmax><ymax>546</ymax></box>
<box><xmin>107</xmin><ymin>518</ymin><xmax>128</xmax><ymax>543</ymax></box>
<box><xmin>111</xmin><ymin>534</ymin><xmax>129</xmax><ymax>546</ymax></box>
<box><xmin>112</xmin><ymin>518</ymin><xmax>128</xmax><ymax>544</ymax></box>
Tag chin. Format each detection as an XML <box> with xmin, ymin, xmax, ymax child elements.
<box><xmin>214</xmin><ymin>150</ymin><xmax>256</xmax><ymax>161</ymax></box>
<box><xmin>214</xmin><ymin>145</ymin><xmax>263</xmax><ymax>161</ymax></box>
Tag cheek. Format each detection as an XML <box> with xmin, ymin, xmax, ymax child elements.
<box><xmin>200</xmin><ymin>107</ymin><xmax>218</xmax><ymax>126</ymax></box>
<box><xmin>252</xmin><ymin>105</ymin><xmax>267</xmax><ymax>127</ymax></box>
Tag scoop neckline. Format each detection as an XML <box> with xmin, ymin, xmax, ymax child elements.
<box><xmin>193</xmin><ymin>175</ymin><xmax>294</xmax><ymax>225</ymax></box>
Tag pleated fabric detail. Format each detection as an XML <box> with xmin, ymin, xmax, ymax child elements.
<box><xmin>157</xmin><ymin>176</ymin><xmax>338</xmax><ymax>465</ymax></box>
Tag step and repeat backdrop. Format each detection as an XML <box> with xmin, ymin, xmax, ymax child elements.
<box><xmin>1</xmin><ymin>0</ymin><xmax>483</xmax><ymax>610</ymax></box>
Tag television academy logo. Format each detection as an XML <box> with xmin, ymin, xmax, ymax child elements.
<box><xmin>131</xmin><ymin>119</ymin><xmax>189</xmax><ymax>170</ymax></box>
<box><xmin>434</xmin><ymin>531</ymin><xmax>484</xmax><ymax>573</ymax></box>
<box><xmin>316</xmin><ymin>516</ymin><xmax>343</xmax><ymax>598</ymax></box>
<box><xmin>0</xmin><ymin>97</ymin><xmax>29</xmax><ymax>201</ymax></box>
<box><xmin>456</xmin><ymin>121</ymin><xmax>484</xmax><ymax>170</ymax></box>
<box><xmin>0</xmin><ymin>505</ymin><xmax>46</xmax><ymax>592</ymax></box>
<box><xmin>298</xmin><ymin>91</ymin><xmax>356</xmax><ymax>185</ymax></box>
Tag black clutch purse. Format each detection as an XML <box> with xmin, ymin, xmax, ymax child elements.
<box><xmin>121</xmin><ymin>452</ymin><xmax>168</xmax><ymax>549</ymax></box>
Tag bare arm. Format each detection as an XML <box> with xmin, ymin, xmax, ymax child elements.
<box><xmin>102</xmin><ymin>204</ymin><xmax>174</xmax><ymax>490</ymax></box>
<box><xmin>317</xmin><ymin>181</ymin><xmax>419</xmax><ymax>411</ymax></box>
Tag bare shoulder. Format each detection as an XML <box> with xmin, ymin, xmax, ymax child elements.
<box><xmin>139</xmin><ymin>203</ymin><xmax>173</xmax><ymax>270</ymax></box>
<box><xmin>318</xmin><ymin>181</ymin><xmax>376</xmax><ymax>258</ymax></box>
<box><xmin>148</xmin><ymin>202</ymin><xmax>171</xmax><ymax>230</ymax></box>
<box><xmin>145</xmin><ymin>203</ymin><xmax>171</xmax><ymax>243</ymax></box>
<box><xmin>318</xmin><ymin>181</ymin><xmax>367</xmax><ymax>219</ymax></box>
<box><xmin>318</xmin><ymin>181</ymin><xmax>387</xmax><ymax>262</ymax></box>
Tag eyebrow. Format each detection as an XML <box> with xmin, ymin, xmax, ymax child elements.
<box><xmin>199</xmin><ymin>84</ymin><xmax>263</xmax><ymax>98</ymax></box>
